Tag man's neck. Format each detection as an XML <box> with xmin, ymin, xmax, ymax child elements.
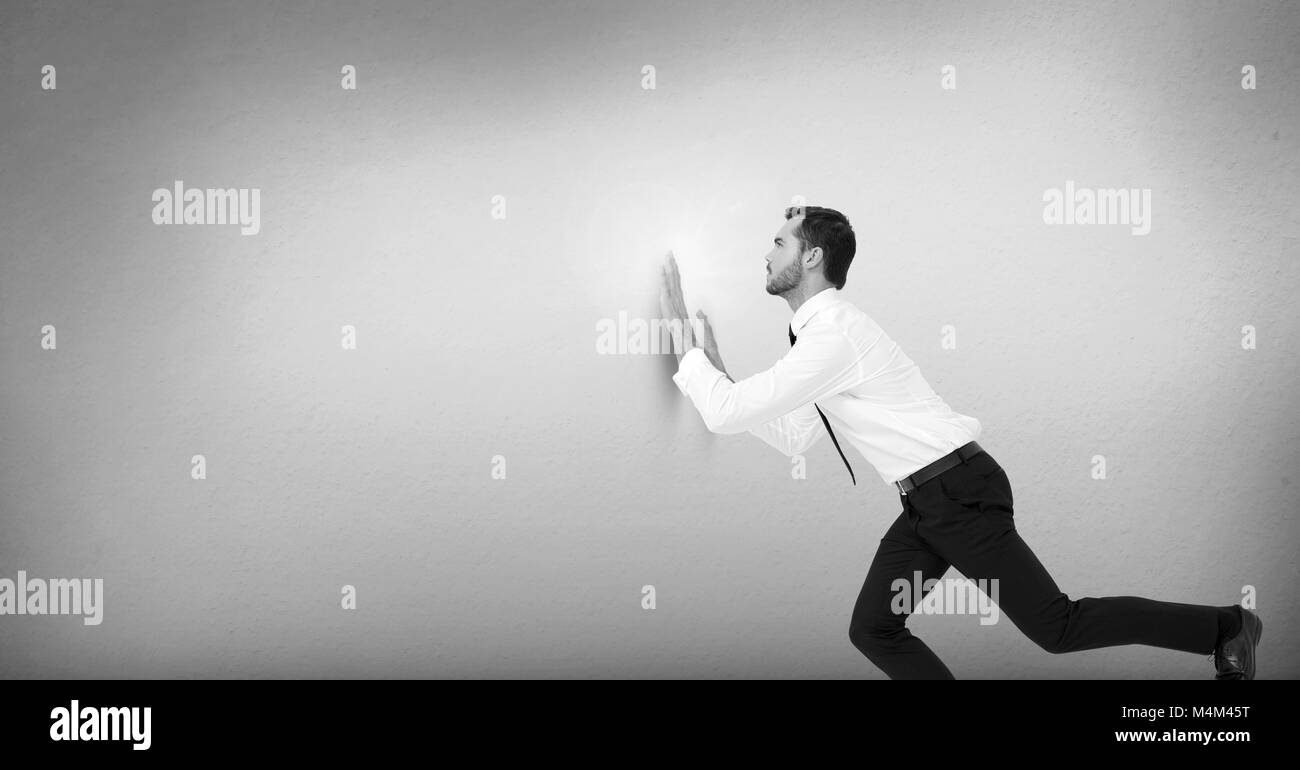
<box><xmin>782</xmin><ymin>280</ymin><xmax>834</xmax><ymax>315</ymax></box>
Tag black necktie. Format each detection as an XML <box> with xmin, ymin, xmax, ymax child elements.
<box><xmin>789</xmin><ymin>325</ymin><xmax>856</xmax><ymax>485</ymax></box>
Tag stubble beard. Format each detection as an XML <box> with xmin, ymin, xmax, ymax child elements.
<box><xmin>766</xmin><ymin>259</ymin><xmax>803</xmax><ymax>297</ymax></box>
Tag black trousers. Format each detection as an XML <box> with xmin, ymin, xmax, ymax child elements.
<box><xmin>848</xmin><ymin>447</ymin><xmax>1221</xmax><ymax>679</ymax></box>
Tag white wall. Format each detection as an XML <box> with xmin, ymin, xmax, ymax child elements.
<box><xmin>1</xmin><ymin>0</ymin><xmax>1297</xmax><ymax>678</ymax></box>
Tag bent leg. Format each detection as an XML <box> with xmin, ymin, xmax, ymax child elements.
<box><xmin>849</xmin><ymin>507</ymin><xmax>957</xmax><ymax>679</ymax></box>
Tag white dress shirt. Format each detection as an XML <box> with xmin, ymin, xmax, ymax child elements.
<box><xmin>671</xmin><ymin>287</ymin><xmax>982</xmax><ymax>487</ymax></box>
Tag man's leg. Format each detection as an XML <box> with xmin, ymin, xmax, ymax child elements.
<box><xmin>849</xmin><ymin>503</ymin><xmax>957</xmax><ymax>679</ymax></box>
<box><xmin>918</xmin><ymin>455</ymin><xmax>1223</xmax><ymax>659</ymax></box>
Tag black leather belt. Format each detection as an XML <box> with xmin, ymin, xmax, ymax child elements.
<box><xmin>894</xmin><ymin>441</ymin><xmax>984</xmax><ymax>495</ymax></box>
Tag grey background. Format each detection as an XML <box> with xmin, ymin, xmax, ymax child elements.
<box><xmin>1</xmin><ymin>0</ymin><xmax>1297</xmax><ymax>678</ymax></box>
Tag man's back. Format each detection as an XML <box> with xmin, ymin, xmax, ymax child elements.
<box><xmin>798</xmin><ymin>289</ymin><xmax>983</xmax><ymax>486</ymax></box>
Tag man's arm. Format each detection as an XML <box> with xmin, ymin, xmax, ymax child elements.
<box><xmin>748</xmin><ymin>404</ymin><xmax>827</xmax><ymax>457</ymax></box>
<box><xmin>658</xmin><ymin>251</ymin><xmax>858</xmax><ymax>438</ymax></box>
<box><xmin>670</xmin><ymin>306</ymin><xmax>829</xmax><ymax>454</ymax></box>
<box><xmin>669</xmin><ymin>330</ymin><xmax>859</xmax><ymax>435</ymax></box>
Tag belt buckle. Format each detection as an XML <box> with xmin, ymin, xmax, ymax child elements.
<box><xmin>895</xmin><ymin>479</ymin><xmax>908</xmax><ymax>496</ymax></box>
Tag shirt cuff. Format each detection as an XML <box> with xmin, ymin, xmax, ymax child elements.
<box><xmin>671</xmin><ymin>346</ymin><xmax>713</xmax><ymax>395</ymax></box>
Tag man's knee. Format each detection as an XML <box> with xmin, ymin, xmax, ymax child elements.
<box><xmin>849</xmin><ymin>616</ymin><xmax>906</xmax><ymax>657</ymax></box>
<box><xmin>1030</xmin><ymin>634</ymin><xmax>1068</xmax><ymax>655</ymax></box>
<box><xmin>1019</xmin><ymin>618</ymin><xmax>1072</xmax><ymax>654</ymax></box>
<box><xmin>1016</xmin><ymin>602</ymin><xmax>1077</xmax><ymax>654</ymax></box>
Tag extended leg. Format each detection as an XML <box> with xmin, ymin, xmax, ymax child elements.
<box><xmin>921</xmin><ymin>467</ymin><xmax>1221</xmax><ymax>657</ymax></box>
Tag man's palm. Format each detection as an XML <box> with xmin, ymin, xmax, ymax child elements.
<box><xmin>660</xmin><ymin>252</ymin><xmax>694</xmax><ymax>356</ymax></box>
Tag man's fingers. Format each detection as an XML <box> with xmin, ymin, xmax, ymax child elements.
<box><xmin>662</xmin><ymin>269</ymin><xmax>680</xmax><ymax>310</ymax></box>
<box><xmin>661</xmin><ymin>252</ymin><xmax>693</xmax><ymax>323</ymax></box>
<box><xmin>662</xmin><ymin>262</ymin><xmax>678</xmax><ymax>296</ymax></box>
<box><xmin>696</xmin><ymin>310</ymin><xmax>713</xmax><ymax>340</ymax></box>
<box><xmin>666</xmin><ymin>252</ymin><xmax>682</xmax><ymax>292</ymax></box>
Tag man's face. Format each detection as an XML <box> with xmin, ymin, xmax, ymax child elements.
<box><xmin>765</xmin><ymin>217</ymin><xmax>805</xmax><ymax>295</ymax></box>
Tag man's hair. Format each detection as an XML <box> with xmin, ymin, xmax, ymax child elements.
<box><xmin>784</xmin><ymin>205</ymin><xmax>856</xmax><ymax>289</ymax></box>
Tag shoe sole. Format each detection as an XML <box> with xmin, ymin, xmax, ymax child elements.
<box><xmin>1251</xmin><ymin>615</ymin><xmax>1263</xmax><ymax>680</ymax></box>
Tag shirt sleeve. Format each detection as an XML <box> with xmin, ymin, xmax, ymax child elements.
<box><xmin>670</xmin><ymin>321</ymin><xmax>861</xmax><ymax>436</ymax></box>
<box><xmin>746</xmin><ymin>404</ymin><xmax>826</xmax><ymax>457</ymax></box>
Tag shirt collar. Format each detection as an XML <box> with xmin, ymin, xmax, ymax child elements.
<box><xmin>790</xmin><ymin>287</ymin><xmax>840</xmax><ymax>335</ymax></box>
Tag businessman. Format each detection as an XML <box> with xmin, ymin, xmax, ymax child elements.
<box><xmin>659</xmin><ymin>205</ymin><xmax>1263</xmax><ymax>679</ymax></box>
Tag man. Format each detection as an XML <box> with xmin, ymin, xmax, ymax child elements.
<box><xmin>659</xmin><ymin>205</ymin><xmax>1262</xmax><ymax>680</ymax></box>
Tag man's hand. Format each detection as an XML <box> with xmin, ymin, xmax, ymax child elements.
<box><xmin>659</xmin><ymin>252</ymin><xmax>696</xmax><ymax>362</ymax></box>
<box><xmin>660</xmin><ymin>252</ymin><xmax>727</xmax><ymax>376</ymax></box>
<box><xmin>693</xmin><ymin>308</ymin><xmax>728</xmax><ymax>376</ymax></box>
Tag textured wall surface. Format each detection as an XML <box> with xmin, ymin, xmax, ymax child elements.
<box><xmin>1</xmin><ymin>0</ymin><xmax>1297</xmax><ymax>679</ymax></box>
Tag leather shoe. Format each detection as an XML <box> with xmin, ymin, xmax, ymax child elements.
<box><xmin>1213</xmin><ymin>607</ymin><xmax>1262</xmax><ymax>680</ymax></box>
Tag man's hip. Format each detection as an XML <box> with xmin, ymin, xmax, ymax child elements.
<box><xmin>894</xmin><ymin>441</ymin><xmax>988</xmax><ymax>496</ymax></box>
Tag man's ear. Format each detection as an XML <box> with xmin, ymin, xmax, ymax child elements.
<box><xmin>803</xmin><ymin>246</ymin><xmax>824</xmax><ymax>270</ymax></box>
